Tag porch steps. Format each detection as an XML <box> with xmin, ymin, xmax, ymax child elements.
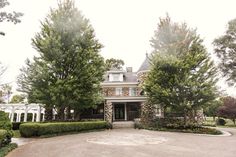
<box><xmin>112</xmin><ymin>121</ymin><xmax>135</xmax><ymax>129</ymax></box>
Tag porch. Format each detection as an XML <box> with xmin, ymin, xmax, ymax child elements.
<box><xmin>104</xmin><ymin>96</ymin><xmax>146</xmax><ymax>123</ymax></box>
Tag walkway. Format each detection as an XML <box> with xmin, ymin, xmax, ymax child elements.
<box><xmin>7</xmin><ymin>128</ymin><xmax>236</xmax><ymax>157</ymax></box>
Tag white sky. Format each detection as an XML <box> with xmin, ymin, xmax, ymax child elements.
<box><xmin>0</xmin><ymin>0</ymin><xmax>236</xmax><ymax>95</ymax></box>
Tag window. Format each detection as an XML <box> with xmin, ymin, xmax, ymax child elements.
<box><xmin>108</xmin><ymin>73</ymin><xmax>123</xmax><ymax>82</ymax></box>
<box><xmin>115</xmin><ymin>87</ymin><xmax>123</xmax><ymax>96</ymax></box>
<box><xmin>129</xmin><ymin>87</ymin><xmax>137</xmax><ymax>96</ymax></box>
<box><xmin>113</xmin><ymin>74</ymin><xmax>120</xmax><ymax>81</ymax></box>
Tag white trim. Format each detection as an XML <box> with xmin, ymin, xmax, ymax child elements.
<box><xmin>101</xmin><ymin>82</ymin><xmax>139</xmax><ymax>86</ymax></box>
<box><xmin>124</xmin><ymin>103</ymin><xmax>127</xmax><ymax>120</ymax></box>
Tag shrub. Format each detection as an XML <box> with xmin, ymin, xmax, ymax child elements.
<box><xmin>0</xmin><ymin>111</ymin><xmax>12</xmax><ymax>131</ymax></box>
<box><xmin>216</xmin><ymin>118</ymin><xmax>226</xmax><ymax>126</ymax></box>
<box><xmin>0</xmin><ymin>130</ymin><xmax>12</xmax><ymax>147</ymax></box>
<box><xmin>20</xmin><ymin>121</ymin><xmax>108</xmax><ymax>137</ymax></box>
<box><xmin>12</xmin><ymin>122</ymin><xmax>22</xmax><ymax>130</ymax></box>
<box><xmin>0</xmin><ymin>143</ymin><xmax>17</xmax><ymax>157</ymax></box>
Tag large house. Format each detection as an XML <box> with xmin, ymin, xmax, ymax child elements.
<box><xmin>81</xmin><ymin>55</ymin><xmax>162</xmax><ymax>123</ymax></box>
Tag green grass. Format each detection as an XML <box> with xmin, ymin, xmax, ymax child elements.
<box><xmin>0</xmin><ymin>143</ymin><xmax>17</xmax><ymax>157</ymax></box>
<box><xmin>203</xmin><ymin>117</ymin><xmax>236</xmax><ymax>128</ymax></box>
<box><xmin>13</xmin><ymin>130</ymin><xmax>21</xmax><ymax>138</ymax></box>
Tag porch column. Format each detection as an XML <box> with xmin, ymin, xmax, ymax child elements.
<box><xmin>36</xmin><ymin>106</ymin><xmax>41</xmax><ymax>122</ymax></box>
<box><xmin>16</xmin><ymin>113</ymin><xmax>19</xmax><ymax>122</ymax></box>
<box><xmin>104</xmin><ymin>101</ymin><xmax>112</xmax><ymax>123</ymax></box>
<box><xmin>124</xmin><ymin>103</ymin><xmax>127</xmax><ymax>121</ymax></box>
<box><xmin>32</xmin><ymin>113</ymin><xmax>35</xmax><ymax>122</ymax></box>
<box><xmin>24</xmin><ymin>106</ymin><xmax>28</xmax><ymax>122</ymax></box>
<box><xmin>10</xmin><ymin>107</ymin><xmax>15</xmax><ymax>122</ymax></box>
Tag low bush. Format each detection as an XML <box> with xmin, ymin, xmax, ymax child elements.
<box><xmin>20</xmin><ymin>121</ymin><xmax>108</xmax><ymax>137</ymax></box>
<box><xmin>0</xmin><ymin>143</ymin><xmax>17</xmax><ymax>157</ymax></box>
<box><xmin>216</xmin><ymin>118</ymin><xmax>226</xmax><ymax>126</ymax></box>
<box><xmin>12</xmin><ymin>122</ymin><xmax>22</xmax><ymax>130</ymax></box>
<box><xmin>0</xmin><ymin>111</ymin><xmax>12</xmax><ymax>131</ymax></box>
<box><xmin>138</xmin><ymin>117</ymin><xmax>222</xmax><ymax>135</ymax></box>
<box><xmin>0</xmin><ymin>130</ymin><xmax>12</xmax><ymax>147</ymax></box>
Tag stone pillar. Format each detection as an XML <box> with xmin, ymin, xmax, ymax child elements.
<box><xmin>10</xmin><ymin>107</ymin><xmax>15</xmax><ymax>122</ymax></box>
<box><xmin>36</xmin><ymin>106</ymin><xmax>41</xmax><ymax>122</ymax></box>
<box><xmin>140</xmin><ymin>102</ymin><xmax>155</xmax><ymax>126</ymax></box>
<box><xmin>19</xmin><ymin>113</ymin><xmax>22</xmax><ymax>122</ymax></box>
<box><xmin>104</xmin><ymin>101</ymin><xmax>113</xmax><ymax>123</ymax></box>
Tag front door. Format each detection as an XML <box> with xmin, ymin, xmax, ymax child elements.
<box><xmin>114</xmin><ymin>104</ymin><xmax>125</xmax><ymax>120</ymax></box>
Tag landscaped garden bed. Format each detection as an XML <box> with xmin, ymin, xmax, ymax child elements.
<box><xmin>136</xmin><ymin>118</ymin><xmax>222</xmax><ymax>135</ymax></box>
<box><xmin>20</xmin><ymin>121</ymin><xmax>109</xmax><ymax>137</ymax></box>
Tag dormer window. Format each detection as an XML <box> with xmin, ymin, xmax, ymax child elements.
<box><xmin>109</xmin><ymin>73</ymin><xmax>123</xmax><ymax>82</ymax></box>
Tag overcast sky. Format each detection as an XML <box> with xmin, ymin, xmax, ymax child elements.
<box><xmin>0</xmin><ymin>0</ymin><xmax>236</xmax><ymax>95</ymax></box>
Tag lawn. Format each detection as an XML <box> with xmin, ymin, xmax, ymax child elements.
<box><xmin>203</xmin><ymin>117</ymin><xmax>236</xmax><ymax>127</ymax></box>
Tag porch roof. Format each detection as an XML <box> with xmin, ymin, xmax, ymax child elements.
<box><xmin>105</xmin><ymin>96</ymin><xmax>147</xmax><ymax>102</ymax></box>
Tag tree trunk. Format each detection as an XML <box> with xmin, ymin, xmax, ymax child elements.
<box><xmin>44</xmin><ymin>105</ymin><xmax>53</xmax><ymax>121</ymax></box>
<box><xmin>74</xmin><ymin>109</ymin><xmax>81</xmax><ymax>121</ymax></box>
<box><xmin>66</xmin><ymin>106</ymin><xmax>72</xmax><ymax>120</ymax></box>
<box><xmin>57</xmin><ymin>107</ymin><xmax>65</xmax><ymax>121</ymax></box>
<box><xmin>213</xmin><ymin>116</ymin><xmax>215</xmax><ymax>121</ymax></box>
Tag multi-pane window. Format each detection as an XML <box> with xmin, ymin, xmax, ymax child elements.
<box><xmin>115</xmin><ymin>87</ymin><xmax>123</xmax><ymax>96</ymax></box>
<box><xmin>129</xmin><ymin>87</ymin><xmax>137</xmax><ymax>96</ymax></box>
<box><xmin>112</xmin><ymin>74</ymin><xmax>120</xmax><ymax>81</ymax></box>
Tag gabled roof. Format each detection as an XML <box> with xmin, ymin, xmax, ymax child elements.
<box><xmin>137</xmin><ymin>53</ymin><xmax>151</xmax><ymax>72</ymax></box>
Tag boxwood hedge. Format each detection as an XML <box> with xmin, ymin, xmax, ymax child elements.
<box><xmin>0</xmin><ymin>130</ymin><xmax>12</xmax><ymax>148</ymax></box>
<box><xmin>20</xmin><ymin>121</ymin><xmax>109</xmax><ymax>137</ymax></box>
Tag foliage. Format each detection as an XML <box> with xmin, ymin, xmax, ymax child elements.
<box><xmin>144</xmin><ymin>15</ymin><xmax>218</xmax><ymax>124</ymax></box>
<box><xmin>137</xmin><ymin>118</ymin><xmax>222</xmax><ymax>135</ymax></box>
<box><xmin>0</xmin><ymin>63</ymin><xmax>6</xmax><ymax>81</ymax></box>
<box><xmin>0</xmin><ymin>130</ymin><xmax>12</xmax><ymax>147</ymax></box>
<box><xmin>213</xmin><ymin>18</ymin><xmax>236</xmax><ymax>86</ymax></box>
<box><xmin>10</xmin><ymin>94</ymin><xmax>25</xmax><ymax>103</ymax></box>
<box><xmin>17</xmin><ymin>0</ymin><xmax>105</xmax><ymax>121</ymax></box>
<box><xmin>0</xmin><ymin>0</ymin><xmax>23</xmax><ymax>35</ymax></box>
<box><xmin>0</xmin><ymin>143</ymin><xmax>17</xmax><ymax>157</ymax></box>
<box><xmin>216</xmin><ymin>118</ymin><xmax>226</xmax><ymax>126</ymax></box>
<box><xmin>105</xmin><ymin>58</ymin><xmax>124</xmax><ymax>71</ymax></box>
<box><xmin>204</xmin><ymin>99</ymin><xmax>223</xmax><ymax>120</ymax></box>
<box><xmin>12</xmin><ymin>122</ymin><xmax>22</xmax><ymax>130</ymax></box>
<box><xmin>0</xmin><ymin>111</ymin><xmax>12</xmax><ymax>131</ymax></box>
<box><xmin>19</xmin><ymin>121</ymin><xmax>108</xmax><ymax>137</ymax></box>
<box><xmin>217</xmin><ymin>96</ymin><xmax>236</xmax><ymax>124</ymax></box>
<box><xmin>0</xmin><ymin>84</ymin><xmax>12</xmax><ymax>103</ymax></box>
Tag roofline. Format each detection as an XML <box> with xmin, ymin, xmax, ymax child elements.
<box><xmin>137</xmin><ymin>70</ymin><xmax>150</xmax><ymax>75</ymax></box>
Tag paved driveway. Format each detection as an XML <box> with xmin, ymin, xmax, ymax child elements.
<box><xmin>7</xmin><ymin>128</ymin><xmax>236</xmax><ymax>157</ymax></box>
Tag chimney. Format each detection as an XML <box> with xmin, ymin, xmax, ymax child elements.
<box><xmin>126</xmin><ymin>67</ymin><xmax>132</xmax><ymax>72</ymax></box>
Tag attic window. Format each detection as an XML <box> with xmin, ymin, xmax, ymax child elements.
<box><xmin>109</xmin><ymin>73</ymin><xmax>123</xmax><ymax>82</ymax></box>
<box><xmin>113</xmin><ymin>74</ymin><xmax>120</xmax><ymax>81</ymax></box>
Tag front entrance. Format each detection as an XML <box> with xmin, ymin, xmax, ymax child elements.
<box><xmin>114</xmin><ymin>104</ymin><xmax>125</xmax><ymax>120</ymax></box>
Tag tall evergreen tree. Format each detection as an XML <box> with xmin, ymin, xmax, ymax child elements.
<box><xmin>213</xmin><ymin>18</ymin><xmax>236</xmax><ymax>86</ymax></box>
<box><xmin>17</xmin><ymin>0</ymin><xmax>105</xmax><ymax>121</ymax></box>
<box><xmin>144</xmin><ymin>16</ymin><xmax>218</xmax><ymax>124</ymax></box>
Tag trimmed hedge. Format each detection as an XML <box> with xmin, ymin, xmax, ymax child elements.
<box><xmin>0</xmin><ymin>130</ymin><xmax>12</xmax><ymax>147</ymax></box>
<box><xmin>0</xmin><ymin>143</ymin><xmax>17</xmax><ymax>157</ymax></box>
<box><xmin>20</xmin><ymin>121</ymin><xmax>109</xmax><ymax>137</ymax></box>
